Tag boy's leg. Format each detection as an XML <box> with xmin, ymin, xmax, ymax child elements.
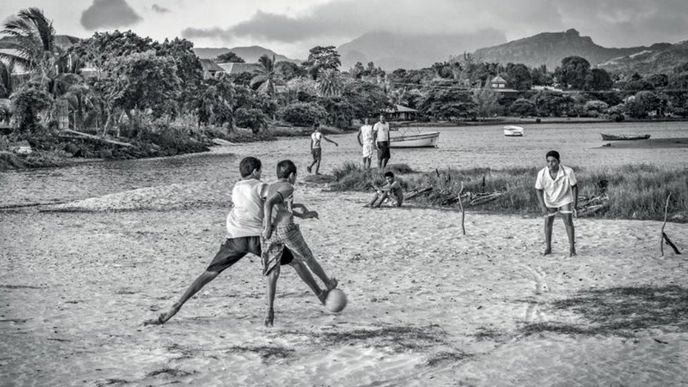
<box><xmin>146</xmin><ymin>270</ymin><xmax>219</xmax><ymax>325</ymax></box>
<box><xmin>543</xmin><ymin>210</ymin><xmax>555</xmax><ymax>255</ymax></box>
<box><xmin>264</xmin><ymin>265</ymin><xmax>280</xmax><ymax>326</ymax></box>
<box><xmin>145</xmin><ymin>238</ymin><xmax>253</xmax><ymax>325</ymax></box>
<box><xmin>367</xmin><ymin>193</ymin><xmax>380</xmax><ymax>207</ymax></box>
<box><xmin>559</xmin><ymin>204</ymin><xmax>576</xmax><ymax>256</ymax></box>
<box><xmin>291</xmin><ymin>261</ymin><xmax>327</xmax><ymax>304</ymax></box>
<box><xmin>373</xmin><ymin>192</ymin><xmax>389</xmax><ymax>208</ymax></box>
<box><xmin>284</xmin><ymin>226</ymin><xmax>338</xmax><ymax>292</ymax></box>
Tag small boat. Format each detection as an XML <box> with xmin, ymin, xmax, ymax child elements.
<box><xmin>504</xmin><ymin>125</ymin><xmax>524</xmax><ymax>136</ymax></box>
<box><xmin>389</xmin><ymin>131</ymin><xmax>439</xmax><ymax>148</ymax></box>
<box><xmin>600</xmin><ymin>133</ymin><xmax>651</xmax><ymax>141</ymax></box>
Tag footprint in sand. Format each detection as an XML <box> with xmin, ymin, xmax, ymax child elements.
<box><xmin>520</xmin><ymin>264</ymin><xmax>549</xmax><ymax>295</ymax></box>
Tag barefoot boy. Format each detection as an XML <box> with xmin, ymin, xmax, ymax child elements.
<box><xmin>307</xmin><ymin>123</ymin><xmax>338</xmax><ymax>175</ymax></box>
<box><xmin>368</xmin><ymin>171</ymin><xmax>404</xmax><ymax>208</ymax></box>
<box><xmin>145</xmin><ymin>157</ymin><xmax>293</xmax><ymax>325</ymax></box>
<box><xmin>535</xmin><ymin>150</ymin><xmax>578</xmax><ymax>256</ymax></box>
<box><xmin>261</xmin><ymin>160</ymin><xmax>338</xmax><ymax>326</ymax></box>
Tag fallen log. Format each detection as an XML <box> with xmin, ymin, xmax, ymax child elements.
<box><xmin>59</xmin><ymin>129</ymin><xmax>134</xmax><ymax>148</ymax></box>
<box><xmin>404</xmin><ymin>187</ymin><xmax>432</xmax><ymax>201</ymax></box>
<box><xmin>577</xmin><ymin>204</ymin><xmax>606</xmax><ymax>217</ymax></box>
<box><xmin>469</xmin><ymin>192</ymin><xmax>503</xmax><ymax>206</ymax></box>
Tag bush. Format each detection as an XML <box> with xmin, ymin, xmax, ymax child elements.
<box><xmin>278</xmin><ymin>102</ymin><xmax>328</xmax><ymax>127</ymax></box>
<box><xmin>235</xmin><ymin>108</ymin><xmax>267</xmax><ymax>133</ymax></box>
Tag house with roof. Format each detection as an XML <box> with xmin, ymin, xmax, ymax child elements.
<box><xmin>383</xmin><ymin>104</ymin><xmax>419</xmax><ymax>121</ymax></box>
<box><xmin>199</xmin><ymin>59</ymin><xmax>225</xmax><ymax>79</ymax></box>
<box><xmin>487</xmin><ymin>75</ymin><xmax>519</xmax><ymax>94</ymax></box>
<box><xmin>216</xmin><ymin>62</ymin><xmax>262</xmax><ymax>76</ymax></box>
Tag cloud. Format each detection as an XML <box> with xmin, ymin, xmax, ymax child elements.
<box><xmin>152</xmin><ymin>4</ymin><xmax>171</xmax><ymax>14</ymax></box>
<box><xmin>81</xmin><ymin>0</ymin><xmax>142</xmax><ymax>30</ymax></box>
<box><xmin>181</xmin><ymin>0</ymin><xmax>688</xmax><ymax>48</ymax></box>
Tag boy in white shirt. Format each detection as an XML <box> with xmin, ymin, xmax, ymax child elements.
<box><xmin>357</xmin><ymin>118</ymin><xmax>375</xmax><ymax>169</ymax></box>
<box><xmin>145</xmin><ymin>157</ymin><xmax>294</xmax><ymax>325</ymax></box>
<box><xmin>307</xmin><ymin>123</ymin><xmax>338</xmax><ymax>175</ymax></box>
<box><xmin>535</xmin><ymin>150</ymin><xmax>578</xmax><ymax>256</ymax></box>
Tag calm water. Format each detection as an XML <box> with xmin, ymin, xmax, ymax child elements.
<box><xmin>1</xmin><ymin>121</ymin><xmax>687</xmax><ymax>206</ymax></box>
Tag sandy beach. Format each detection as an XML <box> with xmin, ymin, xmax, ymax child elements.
<box><xmin>2</xmin><ymin>122</ymin><xmax>688</xmax><ymax>386</ymax></box>
<box><xmin>2</xmin><ymin>173</ymin><xmax>687</xmax><ymax>385</ymax></box>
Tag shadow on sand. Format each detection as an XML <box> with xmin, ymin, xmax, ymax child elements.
<box><xmin>522</xmin><ymin>285</ymin><xmax>688</xmax><ymax>337</ymax></box>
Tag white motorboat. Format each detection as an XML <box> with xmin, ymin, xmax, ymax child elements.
<box><xmin>503</xmin><ymin>125</ymin><xmax>524</xmax><ymax>136</ymax></box>
<box><xmin>389</xmin><ymin>131</ymin><xmax>440</xmax><ymax>148</ymax></box>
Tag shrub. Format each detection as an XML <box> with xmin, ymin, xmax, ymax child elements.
<box><xmin>278</xmin><ymin>102</ymin><xmax>328</xmax><ymax>126</ymax></box>
<box><xmin>235</xmin><ymin>108</ymin><xmax>267</xmax><ymax>133</ymax></box>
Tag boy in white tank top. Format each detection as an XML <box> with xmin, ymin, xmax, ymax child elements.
<box><xmin>145</xmin><ymin>157</ymin><xmax>295</xmax><ymax>325</ymax></box>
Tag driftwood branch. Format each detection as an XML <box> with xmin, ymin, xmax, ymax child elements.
<box><xmin>59</xmin><ymin>129</ymin><xmax>134</xmax><ymax>148</ymax></box>
<box><xmin>404</xmin><ymin>187</ymin><xmax>432</xmax><ymax>201</ymax></box>
<box><xmin>660</xmin><ymin>193</ymin><xmax>681</xmax><ymax>256</ymax></box>
<box><xmin>458</xmin><ymin>182</ymin><xmax>466</xmax><ymax>235</ymax></box>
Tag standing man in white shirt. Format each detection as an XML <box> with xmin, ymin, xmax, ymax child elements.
<box><xmin>535</xmin><ymin>150</ymin><xmax>578</xmax><ymax>257</ymax></box>
<box><xmin>372</xmin><ymin>114</ymin><xmax>391</xmax><ymax>170</ymax></box>
<box><xmin>357</xmin><ymin>118</ymin><xmax>374</xmax><ymax>169</ymax></box>
<box><xmin>307</xmin><ymin>123</ymin><xmax>338</xmax><ymax>175</ymax></box>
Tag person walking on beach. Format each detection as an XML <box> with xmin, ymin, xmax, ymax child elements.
<box><xmin>144</xmin><ymin>157</ymin><xmax>294</xmax><ymax>325</ymax></box>
<box><xmin>307</xmin><ymin>123</ymin><xmax>338</xmax><ymax>175</ymax></box>
<box><xmin>261</xmin><ymin>160</ymin><xmax>339</xmax><ymax>326</ymax></box>
<box><xmin>357</xmin><ymin>118</ymin><xmax>375</xmax><ymax>169</ymax></box>
<box><xmin>535</xmin><ymin>150</ymin><xmax>578</xmax><ymax>256</ymax></box>
<box><xmin>373</xmin><ymin>114</ymin><xmax>391</xmax><ymax>170</ymax></box>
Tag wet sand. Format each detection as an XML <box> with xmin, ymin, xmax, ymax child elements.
<box><xmin>1</xmin><ymin>179</ymin><xmax>687</xmax><ymax>386</ymax></box>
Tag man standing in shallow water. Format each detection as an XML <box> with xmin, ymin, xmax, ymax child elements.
<box><xmin>535</xmin><ymin>150</ymin><xmax>578</xmax><ymax>256</ymax></box>
<box><xmin>373</xmin><ymin>114</ymin><xmax>391</xmax><ymax>170</ymax></box>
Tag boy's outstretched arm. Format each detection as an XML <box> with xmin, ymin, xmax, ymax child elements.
<box><xmin>291</xmin><ymin>203</ymin><xmax>318</xmax><ymax>219</ymax></box>
<box><xmin>323</xmin><ymin>135</ymin><xmax>338</xmax><ymax>147</ymax></box>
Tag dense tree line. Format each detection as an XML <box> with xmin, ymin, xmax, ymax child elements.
<box><xmin>2</xmin><ymin>8</ymin><xmax>688</xmax><ymax>159</ymax></box>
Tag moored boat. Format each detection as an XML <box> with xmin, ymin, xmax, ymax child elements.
<box><xmin>503</xmin><ymin>125</ymin><xmax>524</xmax><ymax>136</ymax></box>
<box><xmin>389</xmin><ymin>131</ymin><xmax>440</xmax><ymax>148</ymax></box>
<box><xmin>600</xmin><ymin>133</ymin><xmax>651</xmax><ymax>141</ymax></box>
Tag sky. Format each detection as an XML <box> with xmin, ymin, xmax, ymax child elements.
<box><xmin>1</xmin><ymin>0</ymin><xmax>687</xmax><ymax>59</ymax></box>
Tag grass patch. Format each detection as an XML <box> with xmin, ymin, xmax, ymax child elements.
<box><xmin>326</xmin><ymin>162</ymin><xmax>688</xmax><ymax>221</ymax></box>
<box><xmin>521</xmin><ymin>285</ymin><xmax>688</xmax><ymax>337</ymax></box>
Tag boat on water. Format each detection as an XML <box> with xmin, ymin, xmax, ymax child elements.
<box><xmin>600</xmin><ymin>133</ymin><xmax>651</xmax><ymax>141</ymax></box>
<box><xmin>503</xmin><ymin>125</ymin><xmax>524</xmax><ymax>136</ymax></box>
<box><xmin>389</xmin><ymin>130</ymin><xmax>440</xmax><ymax>148</ymax></box>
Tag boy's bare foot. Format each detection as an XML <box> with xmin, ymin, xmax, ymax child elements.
<box><xmin>542</xmin><ymin>248</ymin><xmax>552</xmax><ymax>256</ymax></box>
<box><xmin>315</xmin><ymin>172</ymin><xmax>322</xmax><ymax>176</ymax></box>
<box><xmin>318</xmin><ymin>289</ymin><xmax>328</xmax><ymax>305</ymax></box>
<box><xmin>569</xmin><ymin>249</ymin><xmax>577</xmax><ymax>257</ymax></box>
<box><xmin>307</xmin><ymin>166</ymin><xmax>312</xmax><ymax>173</ymax></box>
<box><xmin>144</xmin><ymin>304</ymin><xmax>180</xmax><ymax>325</ymax></box>
<box><xmin>327</xmin><ymin>278</ymin><xmax>338</xmax><ymax>291</ymax></box>
<box><xmin>264</xmin><ymin>309</ymin><xmax>274</xmax><ymax>327</ymax></box>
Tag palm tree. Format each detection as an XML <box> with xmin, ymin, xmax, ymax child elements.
<box><xmin>250</xmin><ymin>55</ymin><xmax>277</xmax><ymax>97</ymax></box>
<box><xmin>0</xmin><ymin>8</ymin><xmax>58</xmax><ymax>70</ymax></box>
<box><xmin>318</xmin><ymin>69</ymin><xmax>343</xmax><ymax>97</ymax></box>
<box><xmin>0</xmin><ymin>60</ymin><xmax>14</xmax><ymax>98</ymax></box>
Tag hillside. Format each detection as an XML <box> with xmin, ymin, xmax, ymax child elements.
<box><xmin>598</xmin><ymin>41</ymin><xmax>688</xmax><ymax>75</ymax></box>
<box><xmin>193</xmin><ymin>45</ymin><xmax>297</xmax><ymax>63</ymax></box>
<box><xmin>472</xmin><ymin>29</ymin><xmax>667</xmax><ymax>70</ymax></box>
<box><xmin>338</xmin><ymin>30</ymin><xmax>505</xmax><ymax>70</ymax></box>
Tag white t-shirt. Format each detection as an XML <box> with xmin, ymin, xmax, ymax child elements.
<box><xmin>373</xmin><ymin>122</ymin><xmax>390</xmax><ymax>142</ymax></box>
<box><xmin>360</xmin><ymin>124</ymin><xmax>374</xmax><ymax>143</ymax></box>
<box><xmin>226</xmin><ymin>179</ymin><xmax>267</xmax><ymax>238</ymax></box>
<box><xmin>535</xmin><ymin>165</ymin><xmax>577</xmax><ymax>208</ymax></box>
<box><xmin>311</xmin><ymin>132</ymin><xmax>322</xmax><ymax>148</ymax></box>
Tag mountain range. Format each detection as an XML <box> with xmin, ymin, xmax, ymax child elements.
<box><xmin>472</xmin><ymin>29</ymin><xmax>673</xmax><ymax>71</ymax></box>
<box><xmin>598</xmin><ymin>40</ymin><xmax>688</xmax><ymax>75</ymax></box>
<box><xmin>192</xmin><ymin>46</ymin><xmax>296</xmax><ymax>63</ymax></box>
<box><xmin>337</xmin><ymin>30</ymin><xmax>505</xmax><ymax>71</ymax></box>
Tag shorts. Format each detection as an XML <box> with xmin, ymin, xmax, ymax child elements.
<box><xmin>546</xmin><ymin>203</ymin><xmax>573</xmax><ymax>216</ymax></box>
<box><xmin>377</xmin><ymin>141</ymin><xmax>390</xmax><ymax>160</ymax></box>
<box><xmin>311</xmin><ymin>148</ymin><xmax>322</xmax><ymax>161</ymax></box>
<box><xmin>362</xmin><ymin>142</ymin><xmax>374</xmax><ymax>158</ymax></box>
<box><xmin>261</xmin><ymin>223</ymin><xmax>313</xmax><ymax>276</ymax></box>
<box><xmin>207</xmin><ymin>236</ymin><xmax>293</xmax><ymax>273</ymax></box>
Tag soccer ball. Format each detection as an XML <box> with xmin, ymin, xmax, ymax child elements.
<box><xmin>325</xmin><ymin>289</ymin><xmax>347</xmax><ymax>313</ymax></box>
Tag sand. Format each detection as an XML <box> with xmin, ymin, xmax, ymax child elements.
<box><xmin>1</xmin><ymin>177</ymin><xmax>687</xmax><ymax>386</ymax></box>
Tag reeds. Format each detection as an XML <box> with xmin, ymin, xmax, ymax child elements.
<box><xmin>328</xmin><ymin>163</ymin><xmax>688</xmax><ymax>222</ymax></box>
